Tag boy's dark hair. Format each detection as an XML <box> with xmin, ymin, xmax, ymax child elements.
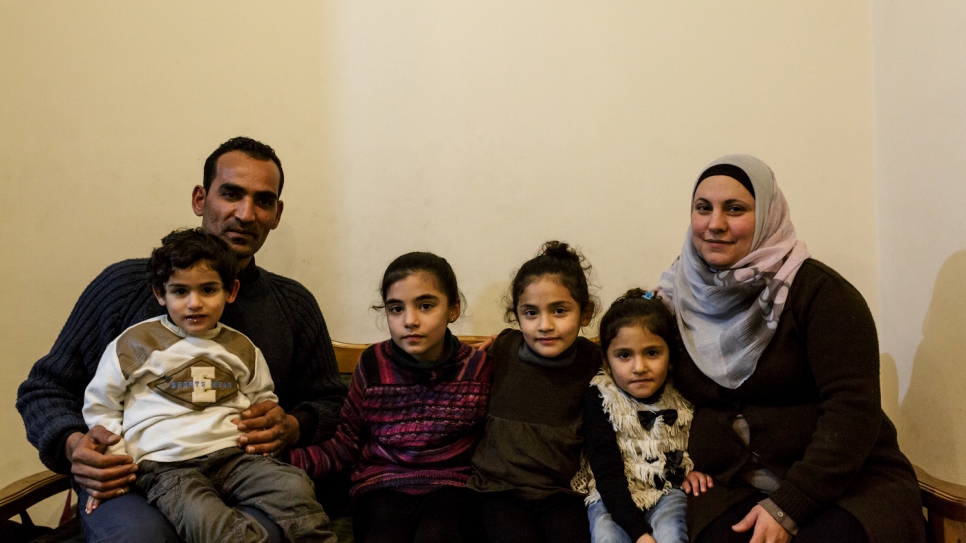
<box><xmin>599</xmin><ymin>288</ymin><xmax>681</xmax><ymax>367</ymax></box>
<box><xmin>374</xmin><ymin>252</ymin><xmax>464</xmax><ymax>312</ymax></box>
<box><xmin>504</xmin><ymin>241</ymin><xmax>596</xmax><ymax>324</ymax></box>
<box><xmin>147</xmin><ymin>228</ymin><xmax>238</xmax><ymax>294</ymax></box>
<box><xmin>202</xmin><ymin>136</ymin><xmax>285</xmax><ymax>195</ymax></box>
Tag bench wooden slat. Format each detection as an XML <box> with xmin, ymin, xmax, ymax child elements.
<box><xmin>333</xmin><ymin>336</ymin><xmax>493</xmax><ymax>374</ymax></box>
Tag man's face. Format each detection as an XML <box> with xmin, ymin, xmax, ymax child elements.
<box><xmin>192</xmin><ymin>150</ymin><xmax>284</xmax><ymax>268</ymax></box>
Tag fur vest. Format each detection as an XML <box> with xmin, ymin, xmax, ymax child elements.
<box><xmin>571</xmin><ymin>372</ymin><xmax>693</xmax><ymax>511</ymax></box>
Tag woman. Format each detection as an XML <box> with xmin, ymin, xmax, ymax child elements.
<box><xmin>657</xmin><ymin>155</ymin><xmax>925</xmax><ymax>543</ymax></box>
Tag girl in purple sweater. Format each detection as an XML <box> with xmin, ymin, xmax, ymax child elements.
<box><xmin>287</xmin><ymin>252</ymin><xmax>492</xmax><ymax>543</ymax></box>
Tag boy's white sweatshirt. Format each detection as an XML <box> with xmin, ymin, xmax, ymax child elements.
<box><xmin>83</xmin><ymin>315</ymin><xmax>277</xmax><ymax>463</ymax></box>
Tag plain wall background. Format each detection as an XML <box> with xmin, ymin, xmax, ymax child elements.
<box><xmin>1</xmin><ymin>0</ymin><xmax>957</xmax><ymax>526</ymax></box>
<box><xmin>872</xmin><ymin>1</ymin><xmax>966</xmax><ymax>485</ymax></box>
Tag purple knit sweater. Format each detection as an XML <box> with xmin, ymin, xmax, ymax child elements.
<box><xmin>288</xmin><ymin>336</ymin><xmax>492</xmax><ymax>500</ymax></box>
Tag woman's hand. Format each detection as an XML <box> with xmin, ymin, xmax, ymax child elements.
<box><xmin>682</xmin><ymin>470</ymin><xmax>714</xmax><ymax>496</ymax></box>
<box><xmin>732</xmin><ymin>505</ymin><xmax>791</xmax><ymax>543</ymax></box>
<box><xmin>636</xmin><ymin>534</ymin><xmax>657</xmax><ymax>543</ymax></box>
<box><xmin>473</xmin><ymin>335</ymin><xmax>497</xmax><ymax>351</ymax></box>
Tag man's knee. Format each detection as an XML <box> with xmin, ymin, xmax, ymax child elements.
<box><xmin>78</xmin><ymin>489</ymin><xmax>180</xmax><ymax>543</ymax></box>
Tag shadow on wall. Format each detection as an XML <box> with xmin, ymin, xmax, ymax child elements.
<box><xmin>457</xmin><ymin>281</ymin><xmax>509</xmax><ymax>336</ymax></box>
<box><xmin>880</xmin><ymin>352</ymin><xmax>899</xmax><ymax>427</ymax></box>
<box><xmin>895</xmin><ymin>250</ymin><xmax>966</xmax><ymax>484</ymax></box>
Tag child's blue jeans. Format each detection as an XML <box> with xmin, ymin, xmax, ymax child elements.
<box><xmin>587</xmin><ymin>489</ymin><xmax>688</xmax><ymax>543</ymax></box>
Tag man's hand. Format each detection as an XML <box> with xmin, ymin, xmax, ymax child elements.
<box><xmin>732</xmin><ymin>505</ymin><xmax>792</xmax><ymax>543</ymax></box>
<box><xmin>234</xmin><ymin>400</ymin><xmax>300</xmax><ymax>455</ymax></box>
<box><xmin>682</xmin><ymin>470</ymin><xmax>714</xmax><ymax>496</ymax></box>
<box><xmin>66</xmin><ymin>426</ymin><xmax>137</xmax><ymax>501</ymax></box>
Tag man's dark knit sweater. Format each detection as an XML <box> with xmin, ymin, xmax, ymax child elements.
<box><xmin>17</xmin><ymin>258</ymin><xmax>347</xmax><ymax>474</ymax></box>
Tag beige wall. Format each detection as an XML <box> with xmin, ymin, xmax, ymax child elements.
<box><xmin>1</xmin><ymin>1</ymin><xmax>881</xmax><ymax>525</ymax></box>
<box><xmin>872</xmin><ymin>1</ymin><xmax>966</xmax><ymax>484</ymax></box>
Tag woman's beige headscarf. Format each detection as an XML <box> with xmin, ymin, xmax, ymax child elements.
<box><xmin>656</xmin><ymin>154</ymin><xmax>810</xmax><ymax>389</ymax></box>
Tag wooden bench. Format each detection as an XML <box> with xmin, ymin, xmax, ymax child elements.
<box><xmin>5</xmin><ymin>336</ymin><xmax>965</xmax><ymax>542</ymax></box>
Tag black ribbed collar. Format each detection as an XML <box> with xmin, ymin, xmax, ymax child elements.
<box><xmin>518</xmin><ymin>338</ymin><xmax>578</xmax><ymax>368</ymax></box>
<box><xmin>390</xmin><ymin>329</ymin><xmax>461</xmax><ymax>372</ymax></box>
<box><xmin>237</xmin><ymin>258</ymin><xmax>262</xmax><ymax>286</ymax></box>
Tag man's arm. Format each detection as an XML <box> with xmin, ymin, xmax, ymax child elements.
<box><xmin>259</xmin><ymin>274</ymin><xmax>347</xmax><ymax>447</ymax></box>
<box><xmin>288</xmin><ymin>359</ymin><xmax>369</xmax><ymax>479</ymax></box>
<box><xmin>16</xmin><ymin>259</ymin><xmax>159</xmax><ymax>472</ymax></box>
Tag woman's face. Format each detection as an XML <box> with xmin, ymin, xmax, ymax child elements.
<box><xmin>691</xmin><ymin>175</ymin><xmax>756</xmax><ymax>269</ymax></box>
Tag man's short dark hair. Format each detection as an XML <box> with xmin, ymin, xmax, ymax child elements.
<box><xmin>147</xmin><ymin>228</ymin><xmax>238</xmax><ymax>294</ymax></box>
<box><xmin>202</xmin><ymin>136</ymin><xmax>285</xmax><ymax>195</ymax></box>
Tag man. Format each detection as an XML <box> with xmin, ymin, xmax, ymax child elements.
<box><xmin>17</xmin><ymin>137</ymin><xmax>346</xmax><ymax>543</ymax></box>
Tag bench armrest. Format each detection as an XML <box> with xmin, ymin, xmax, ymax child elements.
<box><xmin>0</xmin><ymin>469</ymin><xmax>70</xmax><ymax>522</ymax></box>
<box><xmin>914</xmin><ymin>464</ymin><xmax>966</xmax><ymax>543</ymax></box>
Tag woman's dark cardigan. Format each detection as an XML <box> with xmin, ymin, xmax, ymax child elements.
<box><xmin>676</xmin><ymin>259</ymin><xmax>925</xmax><ymax>543</ymax></box>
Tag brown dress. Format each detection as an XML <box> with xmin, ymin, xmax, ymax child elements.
<box><xmin>467</xmin><ymin>329</ymin><xmax>602</xmax><ymax>501</ymax></box>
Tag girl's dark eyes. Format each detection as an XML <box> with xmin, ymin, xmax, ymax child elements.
<box><xmin>387</xmin><ymin>306</ymin><xmax>403</xmax><ymax>314</ymax></box>
<box><xmin>420</xmin><ymin>303</ymin><xmax>434</xmax><ymax>311</ymax></box>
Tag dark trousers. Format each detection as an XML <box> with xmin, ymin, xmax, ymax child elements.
<box><xmin>136</xmin><ymin>448</ymin><xmax>333</xmax><ymax>543</ymax></box>
<box><xmin>695</xmin><ymin>492</ymin><xmax>868</xmax><ymax>543</ymax></box>
<box><xmin>479</xmin><ymin>491</ymin><xmax>590</xmax><ymax>543</ymax></box>
<box><xmin>353</xmin><ymin>486</ymin><xmax>478</xmax><ymax>543</ymax></box>
<box><xmin>77</xmin><ymin>487</ymin><xmax>282</xmax><ymax>543</ymax></box>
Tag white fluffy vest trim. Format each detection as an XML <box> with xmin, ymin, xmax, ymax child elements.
<box><xmin>571</xmin><ymin>372</ymin><xmax>693</xmax><ymax>511</ymax></box>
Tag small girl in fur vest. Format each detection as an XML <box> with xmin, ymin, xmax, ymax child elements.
<box><xmin>572</xmin><ymin>289</ymin><xmax>711</xmax><ymax>543</ymax></box>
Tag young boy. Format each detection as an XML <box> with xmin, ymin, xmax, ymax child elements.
<box><xmin>83</xmin><ymin>228</ymin><xmax>335</xmax><ymax>543</ymax></box>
